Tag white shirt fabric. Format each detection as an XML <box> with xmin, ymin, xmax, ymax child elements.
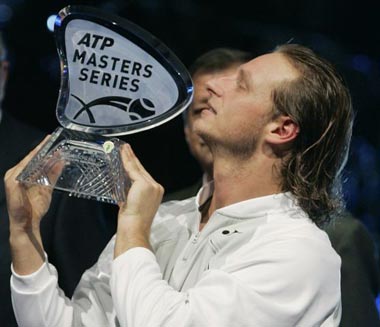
<box><xmin>11</xmin><ymin>184</ymin><xmax>341</xmax><ymax>327</ymax></box>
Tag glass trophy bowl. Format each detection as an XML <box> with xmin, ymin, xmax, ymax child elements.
<box><xmin>17</xmin><ymin>5</ymin><xmax>193</xmax><ymax>204</ymax></box>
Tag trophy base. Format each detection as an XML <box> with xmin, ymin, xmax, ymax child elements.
<box><xmin>17</xmin><ymin>127</ymin><xmax>129</xmax><ymax>204</ymax></box>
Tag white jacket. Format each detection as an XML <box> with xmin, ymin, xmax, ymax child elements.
<box><xmin>11</xmin><ymin>185</ymin><xmax>341</xmax><ymax>327</ymax></box>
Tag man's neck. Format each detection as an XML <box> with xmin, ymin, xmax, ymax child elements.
<box><xmin>206</xmin><ymin>154</ymin><xmax>282</xmax><ymax>220</ymax></box>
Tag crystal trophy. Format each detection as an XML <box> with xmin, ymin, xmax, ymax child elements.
<box><xmin>17</xmin><ymin>5</ymin><xmax>193</xmax><ymax>204</ymax></box>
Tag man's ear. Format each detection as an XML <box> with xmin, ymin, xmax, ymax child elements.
<box><xmin>265</xmin><ymin>115</ymin><xmax>299</xmax><ymax>145</ymax></box>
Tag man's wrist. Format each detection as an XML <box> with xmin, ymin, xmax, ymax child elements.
<box><xmin>9</xmin><ymin>229</ymin><xmax>45</xmax><ymax>275</ymax></box>
<box><xmin>114</xmin><ymin>227</ymin><xmax>151</xmax><ymax>258</ymax></box>
<box><xmin>9</xmin><ymin>217</ymin><xmax>40</xmax><ymax>235</ymax></box>
<box><xmin>9</xmin><ymin>224</ymin><xmax>40</xmax><ymax>242</ymax></box>
<box><xmin>116</xmin><ymin>218</ymin><xmax>151</xmax><ymax>241</ymax></box>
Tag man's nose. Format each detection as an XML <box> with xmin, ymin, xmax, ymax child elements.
<box><xmin>205</xmin><ymin>76</ymin><xmax>228</xmax><ymax>97</ymax></box>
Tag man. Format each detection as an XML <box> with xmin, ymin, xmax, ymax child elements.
<box><xmin>168</xmin><ymin>47</ymin><xmax>380</xmax><ymax>326</ymax></box>
<box><xmin>5</xmin><ymin>43</ymin><xmax>353</xmax><ymax>326</ymax></box>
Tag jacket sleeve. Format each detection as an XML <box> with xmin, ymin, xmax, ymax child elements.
<box><xmin>11</xmin><ymin>259</ymin><xmax>74</xmax><ymax>327</ymax></box>
<box><xmin>11</xmin><ymin>240</ymin><xmax>115</xmax><ymax>327</ymax></box>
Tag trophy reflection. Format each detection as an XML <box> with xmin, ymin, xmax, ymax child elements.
<box><xmin>17</xmin><ymin>5</ymin><xmax>193</xmax><ymax>204</ymax></box>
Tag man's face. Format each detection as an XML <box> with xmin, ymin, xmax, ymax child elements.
<box><xmin>185</xmin><ymin>67</ymin><xmax>239</xmax><ymax>175</ymax></box>
<box><xmin>192</xmin><ymin>53</ymin><xmax>299</xmax><ymax>157</ymax></box>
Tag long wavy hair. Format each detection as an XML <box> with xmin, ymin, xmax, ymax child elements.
<box><xmin>272</xmin><ymin>44</ymin><xmax>354</xmax><ymax>227</ymax></box>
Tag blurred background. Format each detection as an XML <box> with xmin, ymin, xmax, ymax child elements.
<box><xmin>1</xmin><ymin>0</ymin><xmax>380</xmax><ymax>254</ymax></box>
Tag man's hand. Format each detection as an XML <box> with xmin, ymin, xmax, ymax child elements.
<box><xmin>114</xmin><ymin>144</ymin><xmax>164</xmax><ymax>258</ymax></box>
<box><xmin>5</xmin><ymin>135</ymin><xmax>63</xmax><ymax>274</ymax></box>
<box><xmin>5</xmin><ymin>136</ymin><xmax>61</xmax><ymax>232</ymax></box>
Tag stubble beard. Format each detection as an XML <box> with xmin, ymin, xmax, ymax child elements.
<box><xmin>197</xmin><ymin>128</ymin><xmax>260</xmax><ymax>161</ymax></box>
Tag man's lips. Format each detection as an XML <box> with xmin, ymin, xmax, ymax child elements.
<box><xmin>202</xmin><ymin>103</ymin><xmax>217</xmax><ymax>114</ymax></box>
<box><xmin>200</xmin><ymin>108</ymin><xmax>214</xmax><ymax>115</ymax></box>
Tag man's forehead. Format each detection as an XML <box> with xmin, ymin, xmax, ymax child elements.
<box><xmin>193</xmin><ymin>65</ymin><xmax>240</xmax><ymax>84</ymax></box>
<box><xmin>239</xmin><ymin>53</ymin><xmax>299</xmax><ymax>85</ymax></box>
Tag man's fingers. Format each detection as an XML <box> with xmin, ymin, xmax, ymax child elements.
<box><xmin>43</xmin><ymin>155</ymin><xmax>65</xmax><ymax>187</ymax></box>
<box><xmin>119</xmin><ymin>144</ymin><xmax>164</xmax><ymax>207</ymax></box>
<box><xmin>120</xmin><ymin>144</ymin><xmax>155</xmax><ymax>182</ymax></box>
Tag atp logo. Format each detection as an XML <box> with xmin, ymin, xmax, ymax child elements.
<box><xmin>71</xmin><ymin>93</ymin><xmax>156</xmax><ymax>123</ymax></box>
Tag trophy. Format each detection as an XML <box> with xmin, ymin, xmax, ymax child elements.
<box><xmin>17</xmin><ymin>6</ymin><xmax>193</xmax><ymax>204</ymax></box>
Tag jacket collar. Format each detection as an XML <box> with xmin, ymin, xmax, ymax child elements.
<box><xmin>195</xmin><ymin>180</ymin><xmax>306</xmax><ymax>219</ymax></box>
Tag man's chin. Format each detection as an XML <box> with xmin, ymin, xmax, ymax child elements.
<box><xmin>192</xmin><ymin>118</ymin><xmax>210</xmax><ymax>134</ymax></box>
<box><xmin>196</xmin><ymin>130</ymin><xmax>217</xmax><ymax>151</ymax></box>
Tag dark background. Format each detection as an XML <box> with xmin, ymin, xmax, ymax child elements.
<box><xmin>1</xmin><ymin>0</ymin><xmax>380</xmax><ymax>242</ymax></box>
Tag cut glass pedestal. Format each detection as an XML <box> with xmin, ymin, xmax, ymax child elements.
<box><xmin>17</xmin><ymin>127</ymin><xmax>129</xmax><ymax>204</ymax></box>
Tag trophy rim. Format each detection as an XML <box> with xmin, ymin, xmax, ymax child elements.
<box><xmin>54</xmin><ymin>5</ymin><xmax>193</xmax><ymax>136</ymax></box>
